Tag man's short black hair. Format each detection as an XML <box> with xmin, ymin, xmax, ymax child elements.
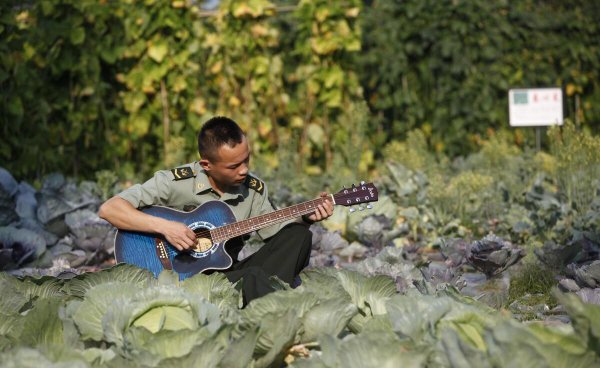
<box><xmin>198</xmin><ymin>116</ymin><xmax>245</xmax><ymax>161</ymax></box>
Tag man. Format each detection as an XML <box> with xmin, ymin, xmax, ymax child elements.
<box><xmin>98</xmin><ymin>116</ymin><xmax>333</xmax><ymax>305</ymax></box>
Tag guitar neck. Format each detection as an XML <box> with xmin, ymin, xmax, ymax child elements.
<box><xmin>209</xmin><ymin>195</ymin><xmax>334</xmax><ymax>243</ymax></box>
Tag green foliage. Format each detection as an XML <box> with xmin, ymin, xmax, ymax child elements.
<box><xmin>555</xmin><ymin>291</ymin><xmax>600</xmax><ymax>356</ymax></box>
<box><xmin>94</xmin><ymin>170</ymin><xmax>119</xmax><ymax>201</ymax></box>
<box><xmin>507</xmin><ymin>261</ymin><xmax>557</xmax><ymax>308</ymax></box>
<box><xmin>205</xmin><ymin>0</ymin><xmax>286</xmax><ymax>166</ymax></box>
<box><xmin>284</xmin><ymin>0</ymin><xmax>363</xmax><ymax>175</ymax></box>
<box><xmin>549</xmin><ymin>120</ymin><xmax>600</xmax><ymax>214</ymax></box>
<box><xmin>1</xmin><ymin>0</ymin><xmax>599</xmax><ymax>183</ymax></box>
<box><xmin>382</xmin><ymin>129</ymin><xmax>437</xmax><ymax>174</ymax></box>
<box><xmin>359</xmin><ymin>0</ymin><xmax>600</xmax><ymax>155</ymax></box>
<box><xmin>428</xmin><ymin>170</ymin><xmax>496</xmax><ymax>226</ymax></box>
<box><xmin>1</xmin><ymin>0</ymin><xmax>128</xmax><ymax>179</ymax></box>
<box><xmin>4</xmin><ymin>265</ymin><xmax>596</xmax><ymax>367</ymax></box>
<box><xmin>1</xmin><ymin>0</ymin><xmax>366</xmax><ymax>182</ymax></box>
<box><xmin>459</xmin><ymin>133</ymin><xmax>538</xmax><ymax>222</ymax></box>
<box><xmin>374</xmin><ymin>119</ymin><xmax>599</xmax><ymax>247</ymax></box>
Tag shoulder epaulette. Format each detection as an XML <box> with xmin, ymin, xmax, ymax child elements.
<box><xmin>245</xmin><ymin>175</ymin><xmax>265</xmax><ymax>194</ymax></box>
<box><xmin>171</xmin><ymin>166</ymin><xmax>194</xmax><ymax>181</ymax></box>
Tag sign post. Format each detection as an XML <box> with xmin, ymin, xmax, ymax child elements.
<box><xmin>508</xmin><ymin>88</ymin><xmax>563</xmax><ymax>151</ymax></box>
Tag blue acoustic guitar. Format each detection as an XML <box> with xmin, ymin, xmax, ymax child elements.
<box><xmin>114</xmin><ymin>182</ymin><xmax>378</xmax><ymax>280</ymax></box>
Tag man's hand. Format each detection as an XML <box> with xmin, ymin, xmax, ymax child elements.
<box><xmin>304</xmin><ymin>192</ymin><xmax>334</xmax><ymax>223</ymax></box>
<box><xmin>160</xmin><ymin>220</ymin><xmax>197</xmax><ymax>251</ymax></box>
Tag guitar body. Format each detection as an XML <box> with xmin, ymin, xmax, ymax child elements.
<box><xmin>114</xmin><ymin>201</ymin><xmax>236</xmax><ymax>280</ymax></box>
<box><xmin>113</xmin><ymin>182</ymin><xmax>379</xmax><ymax>281</ymax></box>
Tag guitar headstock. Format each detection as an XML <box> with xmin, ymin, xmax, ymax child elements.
<box><xmin>333</xmin><ymin>181</ymin><xmax>378</xmax><ymax>212</ymax></box>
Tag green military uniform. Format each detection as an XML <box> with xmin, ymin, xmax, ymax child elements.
<box><xmin>118</xmin><ymin>161</ymin><xmax>312</xmax><ymax>306</ymax></box>
<box><xmin>118</xmin><ymin>161</ymin><xmax>294</xmax><ymax>240</ymax></box>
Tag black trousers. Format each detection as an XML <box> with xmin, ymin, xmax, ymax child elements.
<box><xmin>223</xmin><ymin>222</ymin><xmax>312</xmax><ymax>306</ymax></box>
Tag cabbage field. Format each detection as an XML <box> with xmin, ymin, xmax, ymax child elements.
<box><xmin>1</xmin><ymin>123</ymin><xmax>600</xmax><ymax>367</ymax></box>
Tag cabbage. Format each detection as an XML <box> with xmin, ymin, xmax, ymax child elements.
<box><xmin>0</xmin><ymin>226</ymin><xmax>46</xmax><ymax>268</ymax></box>
<box><xmin>290</xmin><ymin>331</ymin><xmax>427</xmax><ymax>368</ymax></box>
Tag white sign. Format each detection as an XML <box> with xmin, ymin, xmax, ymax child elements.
<box><xmin>508</xmin><ymin>88</ymin><xmax>563</xmax><ymax>127</ymax></box>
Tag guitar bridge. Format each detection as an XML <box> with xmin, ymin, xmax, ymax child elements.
<box><xmin>154</xmin><ymin>238</ymin><xmax>173</xmax><ymax>270</ymax></box>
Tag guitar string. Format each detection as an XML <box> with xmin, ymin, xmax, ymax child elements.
<box><xmin>189</xmin><ymin>197</ymin><xmax>328</xmax><ymax>241</ymax></box>
<box><xmin>195</xmin><ymin>204</ymin><xmax>320</xmax><ymax>241</ymax></box>
<box><xmin>210</xmin><ymin>197</ymin><xmax>332</xmax><ymax>240</ymax></box>
<box><xmin>210</xmin><ymin>206</ymin><xmax>317</xmax><ymax>240</ymax></box>
<box><xmin>188</xmin><ymin>192</ymin><xmax>370</xmax><ymax>243</ymax></box>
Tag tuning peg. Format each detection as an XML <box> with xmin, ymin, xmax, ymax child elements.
<box><xmin>351</xmin><ymin>183</ymin><xmax>356</xmax><ymax>188</ymax></box>
<box><xmin>360</xmin><ymin>180</ymin><xmax>366</xmax><ymax>185</ymax></box>
<box><xmin>349</xmin><ymin>207</ymin><xmax>356</xmax><ymax>213</ymax></box>
<box><xmin>366</xmin><ymin>204</ymin><xmax>373</xmax><ymax>209</ymax></box>
<box><xmin>358</xmin><ymin>206</ymin><xmax>364</xmax><ymax>211</ymax></box>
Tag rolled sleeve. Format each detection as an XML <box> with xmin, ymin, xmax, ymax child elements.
<box><xmin>118</xmin><ymin>171</ymin><xmax>172</xmax><ymax>208</ymax></box>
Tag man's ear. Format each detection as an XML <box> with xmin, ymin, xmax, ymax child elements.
<box><xmin>199</xmin><ymin>159</ymin><xmax>211</xmax><ymax>171</ymax></box>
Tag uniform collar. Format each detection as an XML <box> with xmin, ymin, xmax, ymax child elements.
<box><xmin>192</xmin><ymin>161</ymin><xmax>245</xmax><ymax>200</ymax></box>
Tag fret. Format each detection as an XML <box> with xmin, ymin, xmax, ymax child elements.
<box><xmin>208</xmin><ymin>197</ymin><xmax>330</xmax><ymax>243</ymax></box>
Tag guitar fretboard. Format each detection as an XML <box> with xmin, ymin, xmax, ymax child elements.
<box><xmin>209</xmin><ymin>196</ymin><xmax>332</xmax><ymax>243</ymax></box>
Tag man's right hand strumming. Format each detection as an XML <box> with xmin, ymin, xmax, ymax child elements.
<box><xmin>159</xmin><ymin>220</ymin><xmax>196</xmax><ymax>252</ymax></box>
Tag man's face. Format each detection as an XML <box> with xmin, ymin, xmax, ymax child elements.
<box><xmin>202</xmin><ymin>136</ymin><xmax>250</xmax><ymax>192</ymax></box>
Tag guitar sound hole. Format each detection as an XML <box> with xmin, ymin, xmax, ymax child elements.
<box><xmin>193</xmin><ymin>237</ymin><xmax>213</xmax><ymax>252</ymax></box>
<box><xmin>188</xmin><ymin>225</ymin><xmax>216</xmax><ymax>258</ymax></box>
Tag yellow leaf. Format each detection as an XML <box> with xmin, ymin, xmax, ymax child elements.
<box><xmin>345</xmin><ymin>38</ymin><xmax>361</xmax><ymax>52</ymax></box>
<box><xmin>336</xmin><ymin>20</ymin><xmax>351</xmax><ymax>37</ymax></box>
<box><xmin>307</xmin><ymin>79</ymin><xmax>320</xmax><ymax>95</ymax></box>
<box><xmin>15</xmin><ymin>11</ymin><xmax>29</xmax><ymax>24</ymax></box>
<box><xmin>311</xmin><ymin>36</ymin><xmax>337</xmax><ymax>55</ymax></box>
<box><xmin>210</xmin><ymin>60</ymin><xmax>223</xmax><ymax>74</ymax></box>
<box><xmin>305</xmin><ymin>165</ymin><xmax>322</xmax><ymax>176</ymax></box>
<box><xmin>130</xmin><ymin>114</ymin><xmax>150</xmax><ymax>136</ymax></box>
<box><xmin>228</xmin><ymin>96</ymin><xmax>240</xmax><ymax>107</ymax></box>
<box><xmin>148</xmin><ymin>40</ymin><xmax>169</xmax><ymax>63</ymax></box>
<box><xmin>172</xmin><ymin>76</ymin><xmax>187</xmax><ymax>92</ymax></box>
<box><xmin>323</xmin><ymin>66</ymin><xmax>344</xmax><ymax>88</ymax></box>
<box><xmin>233</xmin><ymin>3</ymin><xmax>253</xmax><ymax>18</ymax></box>
<box><xmin>258</xmin><ymin>118</ymin><xmax>272</xmax><ymax>137</ymax></box>
<box><xmin>190</xmin><ymin>97</ymin><xmax>206</xmax><ymax>115</ymax></box>
<box><xmin>142</xmin><ymin>85</ymin><xmax>156</xmax><ymax>94</ymax></box>
<box><xmin>232</xmin><ymin>0</ymin><xmax>274</xmax><ymax>18</ymax></box>
<box><xmin>315</xmin><ymin>7</ymin><xmax>330</xmax><ymax>22</ymax></box>
<box><xmin>345</xmin><ymin>7</ymin><xmax>360</xmax><ymax>17</ymax></box>
<box><xmin>251</xmin><ymin>24</ymin><xmax>269</xmax><ymax>38</ymax></box>
<box><xmin>205</xmin><ymin>34</ymin><xmax>220</xmax><ymax>47</ymax></box>
<box><xmin>322</xmin><ymin>89</ymin><xmax>342</xmax><ymax>108</ymax></box>
<box><xmin>290</xmin><ymin>116</ymin><xmax>304</xmax><ymax>128</ymax></box>
<box><xmin>280</xmin><ymin>93</ymin><xmax>289</xmax><ymax>106</ymax></box>
<box><xmin>171</xmin><ymin>0</ymin><xmax>185</xmax><ymax>8</ymax></box>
